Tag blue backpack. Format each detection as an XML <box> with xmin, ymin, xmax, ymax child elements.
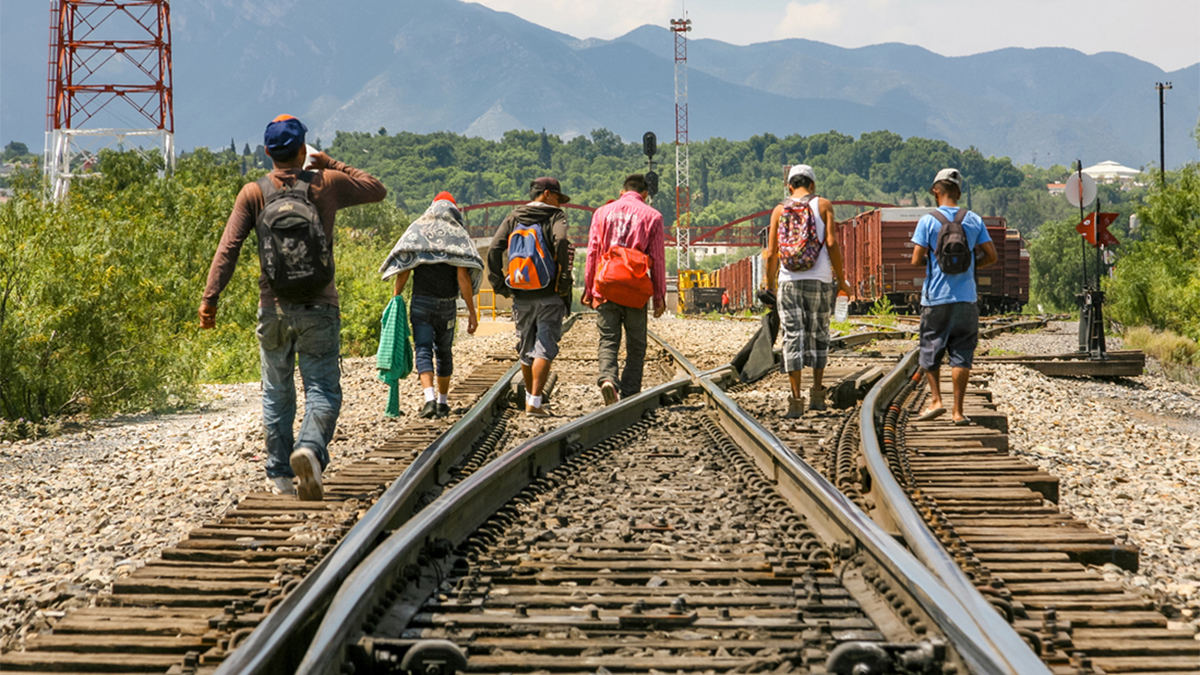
<box><xmin>505</xmin><ymin>223</ymin><xmax>557</xmax><ymax>290</ymax></box>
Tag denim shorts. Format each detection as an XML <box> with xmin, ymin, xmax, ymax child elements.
<box><xmin>410</xmin><ymin>295</ymin><xmax>458</xmax><ymax>377</ymax></box>
<box><xmin>919</xmin><ymin>301</ymin><xmax>980</xmax><ymax>370</ymax></box>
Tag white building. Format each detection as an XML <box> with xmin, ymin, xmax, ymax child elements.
<box><xmin>1081</xmin><ymin>161</ymin><xmax>1141</xmax><ymax>185</ymax></box>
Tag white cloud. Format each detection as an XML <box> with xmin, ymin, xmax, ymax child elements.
<box><xmin>775</xmin><ymin>1</ymin><xmax>844</xmax><ymax>38</ymax></box>
<box><xmin>466</xmin><ymin>0</ymin><xmax>675</xmax><ymax>40</ymax></box>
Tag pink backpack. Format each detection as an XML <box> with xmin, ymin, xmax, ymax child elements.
<box><xmin>778</xmin><ymin>194</ymin><xmax>823</xmax><ymax>272</ymax></box>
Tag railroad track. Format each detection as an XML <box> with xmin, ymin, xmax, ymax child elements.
<box><xmin>288</xmin><ymin>333</ymin><xmax>1037</xmax><ymax>675</ymax></box>
<box><xmin>0</xmin><ymin>353</ymin><xmax>515</xmax><ymax>675</ymax></box>
<box><xmin>857</xmin><ymin>351</ymin><xmax>1199</xmax><ymax>674</ymax></box>
<box><xmin>2</xmin><ymin>315</ymin><xmax>690</xmax><ymax>674</ymax></box>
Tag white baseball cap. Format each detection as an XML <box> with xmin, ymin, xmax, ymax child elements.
<box><xmin>787</xmin><ymin>164</ymin><xmax>816</xmax><ymax>183</ymax></box>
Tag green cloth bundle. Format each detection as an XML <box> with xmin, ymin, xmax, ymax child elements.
<box><xmin>376</xmin><ymin>295</ymin><xmax>413</xmax><ymax>417</ymax></box>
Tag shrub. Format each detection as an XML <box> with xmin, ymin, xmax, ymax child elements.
<box><xmin>0</xmin><ymin>150</ymin><xmax>408</xmax><ymax>425</ymax></box>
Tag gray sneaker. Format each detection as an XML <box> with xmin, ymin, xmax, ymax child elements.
<box><xmin>270</xmin><ymin>476</ymin><xmax>296</xmax><ymax>496</ymax></box>
<box><xmin>289</xmin><ymin>447</ymin><xmax>324</xmax><ymax>501</ymax></box>
<box><xmin>784</xmin><ymin>396</ymin><xmax>805</xmax><ymax>419</ymax></box>
<box><xmin>808</xmin><ymin>386</ymin><xmax>828</xmax><ymax>412</ymax></box>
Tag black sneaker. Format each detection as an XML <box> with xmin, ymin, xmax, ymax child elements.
<box><xmin>420</xmin><ymin>400</ymin><xmax>437</xmax><ymax>419</ymax></box>
<box><xmin>436</xmin><ymin>402</ymin><xmax>450</xmax><ymax>418</ymax></box>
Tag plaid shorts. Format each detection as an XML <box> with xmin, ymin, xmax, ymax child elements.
<box><xmin>779</xmin><ymin>279</ymin><xmax>836</xmax><ymax>372</ymax></box>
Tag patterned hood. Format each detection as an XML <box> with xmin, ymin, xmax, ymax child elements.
<box><xmin>378</xmin><ymin>198</ymin><xmax>484</xmax><ymax>294</ymax></box>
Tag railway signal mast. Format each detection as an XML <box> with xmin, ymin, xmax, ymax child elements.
<box><xmin>45</xmin><ymin>0</ymin><xmax>175</xmax><ymax>201</ymax></box>
<box><xmin>671</xmin><ymin>15</ymin><xmax>692</xmax><ymax>270</ymax></box>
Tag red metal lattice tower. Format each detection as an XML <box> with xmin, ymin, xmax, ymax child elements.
<box><xmin>45</xmin><ymin>0</ymin><xmax>174</xmax><ymax>199</ymax></box>
<box><xmin>671</xmin><ymin>16</ymin><xmax>692</xmax><ymax>269</ymax></box>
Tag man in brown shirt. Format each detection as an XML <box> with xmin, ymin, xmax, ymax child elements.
<box><xmin>200</xmin><ymin>114</ymin><xmax>386</xmax><ymax>500</ymax></box>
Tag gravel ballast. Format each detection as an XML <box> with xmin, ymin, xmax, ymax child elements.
<box><xmin>981</xmin><ymin>323</ymin><xmax>1200</xmax><ymax>629</ymax></box>
<box><xmin>5</xmin><ymin>315</ymin><xmax>1199</xmax><ymax>650</ymax></box>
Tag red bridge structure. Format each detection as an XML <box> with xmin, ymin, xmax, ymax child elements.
<box><xmin>461</xmin><ymin>200</ymin><xmax>894</xmax><ymax>249</ymax></box>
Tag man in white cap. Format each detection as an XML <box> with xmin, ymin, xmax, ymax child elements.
<box><xmin>763</xmin><ymin>164</ymin><xmax>851</xmax><ymax>418</ymax></box>
<box><xmin>910</xmin><ymin>168</ymin><xmax>997</xmax><ymax>425</ymax></box>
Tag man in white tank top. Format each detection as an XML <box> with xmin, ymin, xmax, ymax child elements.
<box><xmin>763</xmin><ymin>164</ymin><xmax>851</xmax><ymax>418</ymax></box>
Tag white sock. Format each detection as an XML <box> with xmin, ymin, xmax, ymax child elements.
<box><xmin>437</xmin><ymin>393</ymin><xmax>448</xmax><ymax>405</ymax></box>
<box><xmin>423</xmin><ymin>387</ymin><xmax>436</xmax><ymax>402</ymax></box>
<box><xmin>525</xmin><ymin>392</ymin><xmax>533</xmax><ymax>406</ymax></box>
<box><xmin>529</xmin><ymin>395</ymin><xmax>543</xmax><ymax>409</ymax></box>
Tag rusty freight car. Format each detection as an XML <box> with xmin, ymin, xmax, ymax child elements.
<box><xmin>839</xmin><ymin>208</ymin><xmax>1028</xmax><ymax>314</ymax></box>
<box><xmin>709</xmin><ymin>253</ymin><xmax>766</xmax><ymax>313</ymax></box>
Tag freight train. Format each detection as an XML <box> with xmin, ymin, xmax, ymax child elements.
<box><xmin>707</xmin><ymin>207</ymin><xmax>1029</xmax><ymax>315</ymax></box>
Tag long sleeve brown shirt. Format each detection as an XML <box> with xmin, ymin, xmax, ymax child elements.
<box><xmin>202</xmin><ymin>159</ymin><xmax>387</xmax><ymax>308</ymax></box>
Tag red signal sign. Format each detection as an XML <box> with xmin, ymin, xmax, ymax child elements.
<box><xmin>1076</xmin><ymin>212</ymin><xmax>1120</xmax><ymax>248</ymax></box>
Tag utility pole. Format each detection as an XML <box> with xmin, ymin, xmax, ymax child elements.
<box><xmin>1155</xmin><ymin>82</ymin><xmax>1172</xmax><ymax>186</ymax></box>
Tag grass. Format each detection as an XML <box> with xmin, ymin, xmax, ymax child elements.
<box><xmin>1121</xmin><ymin>326</ymin><xmax>1200</xmax><ymax>385</ymax></box>
<box><xmin>1122</xmin><ymin>326</ymin><xmax>1199</xmax><ymax>364</ymax></box>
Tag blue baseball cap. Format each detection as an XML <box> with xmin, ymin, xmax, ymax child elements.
<box><xmin>264</xmin><ymin>114</ymin><xmax>307</xmax><ymax>156</ymax></box>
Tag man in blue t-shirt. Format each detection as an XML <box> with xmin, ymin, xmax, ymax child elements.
<box><xmin>910</xmin><ymin>168</ymin><xmax>998</xmax><ymax>425</ymax></box>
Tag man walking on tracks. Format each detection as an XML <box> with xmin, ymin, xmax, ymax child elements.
<box><xmin>487</xmin><ymin>177</ymin><xmax>575</xmax><ymax>417</ymax></box>
<box><xmin>582</xmin><ymin>174</ymin><xmax>667</xmax><ymax>405</ymax></box>
<box><xmin>910</xmin><ymin>168</ymin><xmax>998</xmax><ymax>425</ymax></box>
<box><xmin>764</xmin><ymin>164</ymin><xmax>851</xmax><ymax>418</ymax></box>
<box><xmin>200</xmin><ymin>115</ymin><xmax>387</xmax><ymax>500</ymax></box>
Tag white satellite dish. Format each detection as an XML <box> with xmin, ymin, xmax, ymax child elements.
<box><xmin>1064</xmin><ymin>172</ymin><xmax>1096</xmax><ymax>208</ymax></box>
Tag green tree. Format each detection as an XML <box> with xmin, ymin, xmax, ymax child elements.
<box><xmin>1106</xmin><ymin>164</ymin><xmax>1200</xmax><ymax>337</ymax></box>
<box><xmin>3</xmin><ymin>141</ymin><xmax>30</xmax><ymax>161</ymax></box>
<box><xmin>1027</xmin><ymin>216</ymin><xmax>1090</xmax><ymax>311</ymax></box>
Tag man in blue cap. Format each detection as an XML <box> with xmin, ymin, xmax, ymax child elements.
<box><xmin>200</xmin><ymin>115</ymin><xmax>387</xmax><ymax>500</ymax></box>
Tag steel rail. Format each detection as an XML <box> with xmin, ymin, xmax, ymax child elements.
<box><xmin>297</xmin><ymin>332</ymin><xmax>1031</xmax><ymax>675</ymax></box>
<box><xmin>694</xmin><ymin>375</ymin><xmax>1031</xmax><ymax>675</ymax></box>
<box><xmin>295</xmin><ymin>374</ymin><xmax>694</xmax><ymax>674</ymax></box>
<box><xmin>858</xmin><ymin>349</ymin><xmax>1054</xmax><ymax>674</ymax></box>
<box><xmin>214</xmin><ymin>317</ymin><xmax>579</xmax><ymax>675</ymax></box>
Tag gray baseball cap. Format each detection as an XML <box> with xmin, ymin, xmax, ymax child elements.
<box><xmin>931</xmin><ymin>168</ymin><xmax>962</xmax><ymax>189</ymax></box>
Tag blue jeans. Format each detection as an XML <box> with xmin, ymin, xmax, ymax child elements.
<box><xmin>257</xmin><ymin>303</ymin><xmax>341</xmax><ymax>479</ymax></box>
<box><xmin>410</xmin><ymin>295</ymin><xmax>457</xmax><ymax>377</ymax></box>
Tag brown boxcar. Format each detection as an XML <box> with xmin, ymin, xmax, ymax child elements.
<box><xmin>839</xmin><ymin>208</ymin><xmax>1027</xmax><ymax>314</ymax></box>
<box><xmin>710</xmin><ymin>253</ymin><xmax>766</xmax><ymax>313</ymax></box>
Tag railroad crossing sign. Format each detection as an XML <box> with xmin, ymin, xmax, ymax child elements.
<box><xmin>1064</xmin><ymin>172</ymin><xmax>1097</xmax><ymax>208</ymax></box>
<box><xmin>1076</xmin><ymin>212</ymin><xmax>1120</xmax><ymax>247</ymax></box>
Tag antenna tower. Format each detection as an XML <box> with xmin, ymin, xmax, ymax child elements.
<box><xmin>670</xmin><ymin>15</ymin><xmax>692</xmax><ymax>270</ymax></box>
<box><xmin>45</xmin><ymin>0</ymin><xmax>175</xmax><ymax>201</ymax></box>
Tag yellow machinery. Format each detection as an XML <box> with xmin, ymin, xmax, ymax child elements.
<box><xmin>677</xmin><ymin>270</ymin><xmax>719</xmax><ymax>314</ymax></box>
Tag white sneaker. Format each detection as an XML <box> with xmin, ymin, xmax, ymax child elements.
<box><xmin>270</xmin><ymin>476</ymin><xmax>296</xmax><ymax>496</ymax></box>
<box><xmin>289</xmin><ymin>447</ymin><xmax>324</xmax><ymax>501</ymax></box>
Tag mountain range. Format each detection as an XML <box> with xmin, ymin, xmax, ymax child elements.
<box><xmin>1</xmin><ymin>0</ymin><xmax>1196</xmax><ymax>169</ymax></box>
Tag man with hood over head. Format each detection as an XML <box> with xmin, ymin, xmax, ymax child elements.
<box><xmin>486</xmin><ymin>177</ymin><xmax>575</xmax><ymax>417</ymax></box>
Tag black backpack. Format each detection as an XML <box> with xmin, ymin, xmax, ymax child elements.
<box><xmin>929</xmin><ymin>208</ymin><xmax>972</xmax><ymax>275</ymax></box>
<box><xmin>255</xmin><ymin>173</ymin><xmax>334</xmax><ymax>302</ymax></box>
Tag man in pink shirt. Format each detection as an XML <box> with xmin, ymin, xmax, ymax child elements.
<box><xmin>582</xmin><ymin>174</ymin><xmax>666</xmax><ymax>405</ymax></box>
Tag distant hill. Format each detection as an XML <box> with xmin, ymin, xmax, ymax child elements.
<box><xmin>1</xmin><ymin>0</ymin><xmax>1195</xmax><ymax>168</ymax></box>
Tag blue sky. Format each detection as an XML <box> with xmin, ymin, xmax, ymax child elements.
<box><xmin>469</xmin><ymin>0</ymin><xmax>1200</xmax><ymax>72</ymax></box>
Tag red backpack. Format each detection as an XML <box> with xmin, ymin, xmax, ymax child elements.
<box><xmin>595</xmin><ymin>246</ymin><xmax>653</xmax><ymax>308</ymax></box>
